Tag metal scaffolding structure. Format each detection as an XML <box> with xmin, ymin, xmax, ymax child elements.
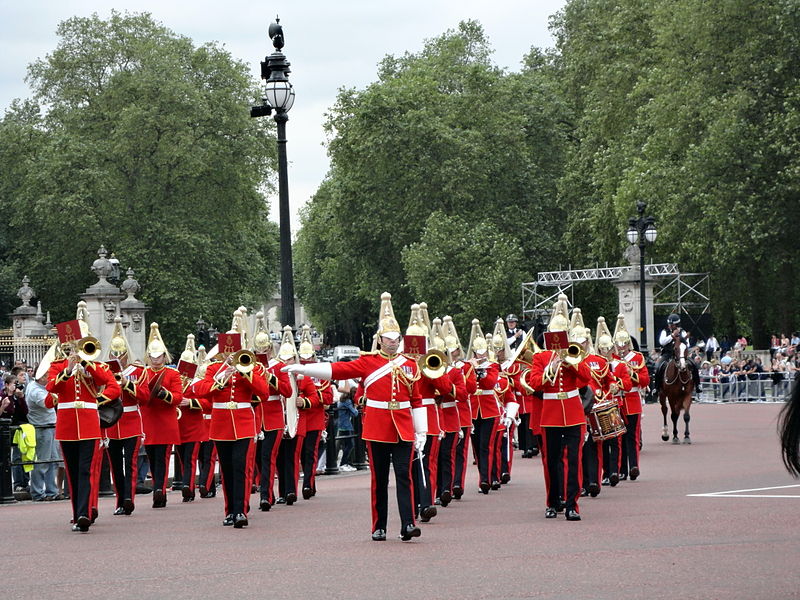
<box><xmin>521</xmin><ymin>263</ymin><xmax>709</xmax><ymax>320</ymax></box>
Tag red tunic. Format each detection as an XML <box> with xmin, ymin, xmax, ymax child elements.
<box><xmin>330</xmin><ymin>352</ymin><xmax>422</xmax><ymax>443</ymax></box>
<box><xmin>179</xmin><ymin>391</ymin><xmax>207</xmax><ymax>444</ymax></box>
<box><xmin>470</xmin><ymin>361</ymin><xmax>500</xmax><ymax>419</ymax></box>
<box><xmin>256</xmin><ymin>359</ymin><xmax>293</xmax><ymax>432</ymax></box>
<box><xmin>45</xmin><ymin>359</ymin><xmax>121</xmax><ymax>441</ymax></box>
<box><xmin>140</xmin><ymin>366</ymin><xmax>184</xmax><ymax>445</ymax></box>
<box><xmin>438</xmin><ymin>367</ymin><xmax>467</xmax><ymax>433</ymax></box>
<box><xmin>417</xmin><ymin>373</ymin><xmax>453</xmax><ymax>436</ymax></box>
<box><xmin>621</xmin><ymin>350</ymin><xmax>649</xmax><ymax>415</ymax></box>
<box><xmin>456</xmin><ymin>361</ymin><xmax>477</xmax><ymax>428</ymax></box>
<box><xmin>293</xmin><ymin>374</ymin><xmax>322</xmax><ymax>438</ymax></box>
<box><xmin>104</xmin><ymin>364</ymin><xmax>150</xmax><ymax>440</ymax></box>
<box><xmin>304</xmin><ymin>378</ymin><xmax>332</xmax><ymax>432</ymax></box>
<box><xmin>526</xmin><ymin>350</ymin><xmax>592</xmax><ymax>427</ymax></box>
<box><xmin>191</xmin><ymin>361</ymin><xmax>268</xmax><ymax>440</ymax></box>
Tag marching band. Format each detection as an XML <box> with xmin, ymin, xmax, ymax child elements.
<box><xmin>40</xmin><ymin>292</ymin><xmax>653</xmax><ymax>538</ymax></box>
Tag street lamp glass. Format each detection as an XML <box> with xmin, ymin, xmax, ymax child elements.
<box><xmin>644</xmin><ymin>225</ymin><xmax>657</xmax><ymax>243</ymax></box>
<box><xmin>265</xmin><ymin>80</ymin><xmax>295</xmax><ymax>112</ymax></box>
<box><xmin>626</xmin><ymin>227</ymin><xmax>638</xmax><ymax>245</ymax></box>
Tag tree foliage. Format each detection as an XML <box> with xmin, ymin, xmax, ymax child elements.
<box><xmin>0</xmin><ymin>12</ymin><xmax>279</xmax><ymax>350</ymax></box>
<box><xmin>295</xmin><ymin>21</ymin><xmax>569</xmax><ymax>342</ymax></box>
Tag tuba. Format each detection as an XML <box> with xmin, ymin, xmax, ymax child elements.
<box><xmin>213</xmin><ymin>350</ymin><xmax>257</xmax><ymax>387</ymax></box>
<box><xmin>417</xmin><ymin>349</ymin><xmax>448</xmax><ymax>379</ymax></box>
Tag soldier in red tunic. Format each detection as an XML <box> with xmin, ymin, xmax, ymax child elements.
<box><xmin>443</xmin><ymin>316</ymin><xmax>476</xmax><ymax>501</ymax></box>
<box><xmin>465</xmin><ymin>319</ymin><xmax>501</xmax><ymax>494</ymax></box>
<box><xmin>284</xmin><ymin>292</ymin><xmax>427</xmax><ymax>542</ymax></box>
<box><xmin>141</xmin><ymin>323</ymin><xmax>184</xmax><ymax>509</ymax></box>
<box><xmin>103</xmin><ymin>318</ymin><xmax>150</xmax><ymax>516</ymax></box>
<box><xmin>175</xmin><ymin>334</ymin><xmax>206</xmax><ymax>502</ymax></box>
<box><xmin>297</xmin><ymin>325</ymin><xmax>332</xmax><ymax>500</ymax></box>
<box><xmin>46</xmin><ymin>322</ymin><xmax>121</xmax><ymax>532</ymax></box>
<box><xmin>614</xmin><ymin>315</ymin><xmax>650</xmax><ymax>481</ymax></box>
<box><xmin>525</xmin><ymin>296</ymin><xmax>592</xmax><ymax>521</ymax></box>
<box><xmin>429</xmin><ymin>318</ymin><xmax>467</xmax><ymax>508</ymax></box>
<box><xmin>190</xmin><ymin>332</ymin><xmax>268</xmax><ymax>527</ymax></box>
<box><xmin>194</xmin><ymin>345</ymin><xmax>217</xmax><ymax>498</ymax></box>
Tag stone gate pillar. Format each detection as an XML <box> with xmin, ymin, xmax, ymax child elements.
<box><xmin>612</xmin><ymin>247</ymin><xmax>657</xmax><ymax>352</ymax></box>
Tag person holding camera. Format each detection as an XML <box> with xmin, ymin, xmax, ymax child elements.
<box><xmin>2</xmin><ymin>373</ymin><xmax>30</xmax><ymax>492</ymax></box>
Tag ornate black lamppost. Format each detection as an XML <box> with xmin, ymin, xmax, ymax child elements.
<box><xmin>251</xmin><ymin>18</ymin><xmax>296</xmax><ymax>329</ymax></box>
<box><xmin>626</xmin><ymin>201</ymin><xmax>657</xmax><ymax>353</ymax></box>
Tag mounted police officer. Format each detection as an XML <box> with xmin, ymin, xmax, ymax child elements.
<box><xmin>652</xmin><ymin>314</ymin><xmax>700</xmax><ymax>395</ymax></box>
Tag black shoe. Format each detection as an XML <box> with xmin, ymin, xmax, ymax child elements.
<box><xmin>251</xmin><ymin>484</ymin><xmax>258</xmax><ymax>494</ymax></box>
<box><xmin>302</xmin><ymin>487</ymin><xmax>313</xmax><ymax>500</ymax></box>
<box><xmin>557</xmin><ymin>500</ymin><xmax>566</xmax><ymax>513</ymax></box>
<box><xmin>545</xmin><ymin>507</ymin><xmax>557</xmax><ymax>519</ymax></box>
<box><xmin>91</xmin><ymin>507</ymin><xmax>99</xmax><ymax>523</ymax></box>
<box><xmin>275</xmin><ymin>497</ymin><xmax>286</xmax><ymax>504</ymax></box>
<box><xmin>153</xmin><ymin>489</ymin><xmax>166</xmax><ymax>508</ymax></box>
<box><xmin>206</xmin><ymin>488</ymin><xmax>216</xmax><ymax>498</ymax></box>
<box><xmin>222</xmin><ymin>514</ymin><xmax>234</xmax><ymax>526</ymax></box>
<box><xmin>565</xmin><ymin>509</ymin><xmax>582</xmax><ymax>521</ymax></box>
<box><xmin>452</xmin><ymin>486</ymin><xmax>463</xmax><ymax>500</ymax></box>
<box><xmin>601</xmin><ymin>477</ymin><xmax>611</xmax><ymax>486</ymax></box>
<box><xmin>400</xmin><ymin>524</ymin><xmax>421</xmax><ymax>541</ymax></box>
<box><xmin>479</xmin><ymin>481</ymin><xmax>490</xmax><ymax>494</ymax></box>
<box><xmin>182</xmin><ymin>487</ymin><xmax>193</xmax><ymax>501</ymax></box>
<box><xmin>588</xmin><ymin>483</ymin><xmax>600</xmax><ymax>497</ymax></box>
<box><xmin>171</xmin><ymin>482</ymin><xmax>183</xmax><ymax>491</ymax></box>
<box><xmin>630</xmin><ymin>466</ymin><xmax>640</xmax><ymax>481</ymax></box>
<box><xmin>491</xmin><ymin>481</ymin><xmax>501</xmax><ymax>490</ymax></box>
<box><xmin>580</xmin><ymin>488</ymin><xmax>588</xmax><ymax>497</ymax></box>
<box><xmin>76</xmin><ymin>515</ymin><xmax>91</xmax><ymax>532</ymax></box>
<box><xmin>123</xmin><ymin>498</ymin><xmax>134</xmax><ymax>515</ymax></box>
<box><xmin>372</xmin><ymin>529</ymin><xmax>387</xmax><ymax>541</ymax></box>
<box><xmin>113</xmin><ymin>507</ymin><xmax>126</xmax><ymax>516</ymax></box>
<box><xmin>609</xmin><ymin>473</ymin><xmax>620</xmax><ymax>487</ymax></box>
<box><xmin>619</xmin><ymin>473</ymin><xmax>628</xmax><ymax>481</ymax></box>
<box><xmin>439</xmin><ymin>490</ymin><xmax>452</xmax><ymax>507</ymax></box>
<box><xmin>285</xmin><ymin>492</ymin><xmax>297</xmax><ymax>505</ymax></box>
<box><xmin>136</xmin><ymin>484</ymin><xmax>152</xmax><ymax>495</ymax></box>
<box><xmin>233</xmin><ymin>513</ymin><xmax>248</xmax><ymax>528</ymax></box>
<box><xmin>199</xmin><ymin>485</ymin><xmax>208</xmax><ymax>498</ymax></box>
<box><xmin>500</xmin><ymin>472</ymin><xmax>510</xmax><ymax>484</ymax></box>
<box><xmin>531</xmin><ymin>447</ymin><xmax>540</xmax><ymax>457</ymax></box>
<box><xmin>419</xmin><ymin>505</ymin><xmax>437</xmax><ymax>522</ymax></box>
<box><xmin>259</xmin><ymin>499</ymin><xmax>271</xmax><ymax>512</ymax></box>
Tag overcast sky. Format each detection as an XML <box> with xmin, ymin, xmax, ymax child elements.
<box><xmin>0</xmin><ymin>1</ymin><xmax>567</xmax><ymax>231</ymax></box>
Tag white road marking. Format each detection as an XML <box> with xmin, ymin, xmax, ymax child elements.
<box><xmin>688</xmin><ymin>484</ymin><xmax>800</xmax><ymax>498</ymax></box>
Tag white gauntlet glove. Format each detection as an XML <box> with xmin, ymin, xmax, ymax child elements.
<box><xmin>412</xmin><ymin>406</ymin><xmax>428</xmax><ymax>452</ymax></box>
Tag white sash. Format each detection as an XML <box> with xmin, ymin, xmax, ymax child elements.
<box><xmin>363</xmin><ymin>355</ymin><xmax>407</xmax><ymax>393</ymax></box>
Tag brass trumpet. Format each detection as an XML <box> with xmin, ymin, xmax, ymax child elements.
<box><xmin>213</xmin><ymin>349</ymin><xmax>257</xmax><ymax>387</ymax></box>
<box><xmin>562</xmin><ymin>343</ymin><xmax>587</xmax><ymax>366</ymax></box>
<box><xmin>417</xmin><ymin>349</ymin><xmax>448</xmax><ymax>379</ymax></box>
<box><xmin>76</xmin><ymin>336</ymin><xmax>102</xmax><ymax>362</ymax></box>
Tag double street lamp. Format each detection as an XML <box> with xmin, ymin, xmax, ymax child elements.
<box><xmin>626</xmin><ymin>201</ymin><xmax>657</xmax><ymax>353</ymax></box>
<box><xmin>252</xmin><ymin>18</ymin><xmax>297</xmax><ymax>329</ymax></box>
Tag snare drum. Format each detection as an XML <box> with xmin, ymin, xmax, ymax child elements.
<box><xmin>587</xmin><ymin>398</ymin><xmax>626</xmax><ymax>442</ymax></box>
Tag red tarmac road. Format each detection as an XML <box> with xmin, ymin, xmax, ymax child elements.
<box><xmin>2</xmin><ymin>402</ymin><xmax>799</xmax><ymax>600</ymax></box>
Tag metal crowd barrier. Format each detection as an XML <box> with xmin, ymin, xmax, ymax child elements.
<box><xmin>697</xmin><ymin>372</ymin><xmax>796</xmax><ymax>403</ymax></box>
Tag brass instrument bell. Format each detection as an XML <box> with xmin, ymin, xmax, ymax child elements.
<box><xmin>76</xmin><ymin>336</ymin><xmax>102</xmax><ymax>362</ymax></box>
<box><xmin>417</xmin><ymin>349</ymin><xmax>448</xmax><ymax>379</ymax></box>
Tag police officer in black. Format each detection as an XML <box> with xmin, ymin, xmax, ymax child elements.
<box><xmin>652</xmin><ymin>314</ymin><xmax>701</xmax><ymax>395</ymax></box>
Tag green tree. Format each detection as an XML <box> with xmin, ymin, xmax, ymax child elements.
<box><xmin>295</xmin><ymin>20</ymin><xmax>568</xmax><ymax>339</ymax></box>
<box><xmin>0</xmin><ymin>11</ymin><xmax>279</xmax><ymax>349</ymax></box>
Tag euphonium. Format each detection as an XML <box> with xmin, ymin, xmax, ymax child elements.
<box><xmin>417</xmin><ymin>349</ymin><xmax>448</xmax><ymax>379</ymax></box>
<box><xmin>76</xmin><ymin>336</ymin><xmax>102</xmax><ymax>362</ymax></box>
<box><xmin>563</xmin><ymin>343</ymin><xmax>587</xmax><ymax>366</ymax></box>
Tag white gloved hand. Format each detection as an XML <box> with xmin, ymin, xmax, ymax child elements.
<box><xmin>458</xmin><ymin>429</ymin><xmax>464</xmax><ymax>439</ymax></box>
<box><xmin>320</xmin><ymin>429</ymin><xmax>328</xmax><ymax>442</ymax></box>
<box><xmin>500</xmin><ymin>416</ymin><xmax>513</xmax><ymax>428</ymax></box>
<box><xmin>414</xmin><ymin>432</ymin><xmax>426</xmax><ymax>453</ymax></box>
<box><xmin>281</xmin><ymin>364</ymin><xmax>307</xmax><ymax>375</ymax></box>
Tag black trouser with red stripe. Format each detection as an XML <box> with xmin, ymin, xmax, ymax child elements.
<box><xmin>260</xmin><ymin>429</ymin><xmax>281</xmax><ymax>504</ymax></box>
<box><xmin>366</xmin><ymin>440</ymin><xmax>415</xmax><ymax>534</ymax></box>
<box><xmin>603</xmin><ymin>436</ymin><xmax>622</xmax><ymax>479</ymax></box>
<box><xmin>215</xmin><ymin>438</ymin><xmax>252</xmax><ymax>516</ymax></box>
<box><xmin>61</xmin><ymin>439</ymin><xmax>98</xmax><ymax>522</ymax></box>
<box><xmin>621</xmin><ymin>413</ymin><xmax>641</xmax><ymax>477</ymax></box>
<box><xmin>412</xmin><ymin>435</ymin><xmax>435</xmax><ymax>511</ymax></box>
<box><xmin>541</xmin><ymin>425</ymin><xmax>584</xmax><ymax>512</ymax></box>
<box><xmin>518</xmin><ymin>413</ymin><xmax>532</xmax><ymax>453</ymax></box>
<box><xmin>301</xmin><ymin>429</ymin><xmax>322</xmax><ymax>492</ymax></box>
<box><xmin>107</xmin><ymin>437</ymin><xmax>141</xmax><ymax>507</ymax></box>
<box><xmin>437</xmin><ymin>431</ymin><xmax>457</xmax><ymax>497</ymax></box>
<box><xmin>454</xmin><ymin>426</ymin><xmax>470</xmax><ymax>491</ymax></box>
<box><xmin>177</xmin><ymin>441</ymin><xmax>200</xmax><ymax>494</ymax></box>
<box><xmin>277</xmin><ymin>435</ymin><xmax>304</xmax><ymax>499</ymax></box>
<box><xmin>472</xmin><ymin>416</ymin><xmax>497</xmax><ymax>485</ymax></box>
<box><xmin>144</xmin><ymin>444</ymin><xmax>172</xmax><ymax>495</ymax></box>
<box><xmin>198</xmin><ymin>440</ymin><xmax>217</xmax><ymax>494</ymax></box>
<box><xmin>582</xmin><ymin>437</ymin><xmax>602</xmax><ymax>489</ymax></box>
